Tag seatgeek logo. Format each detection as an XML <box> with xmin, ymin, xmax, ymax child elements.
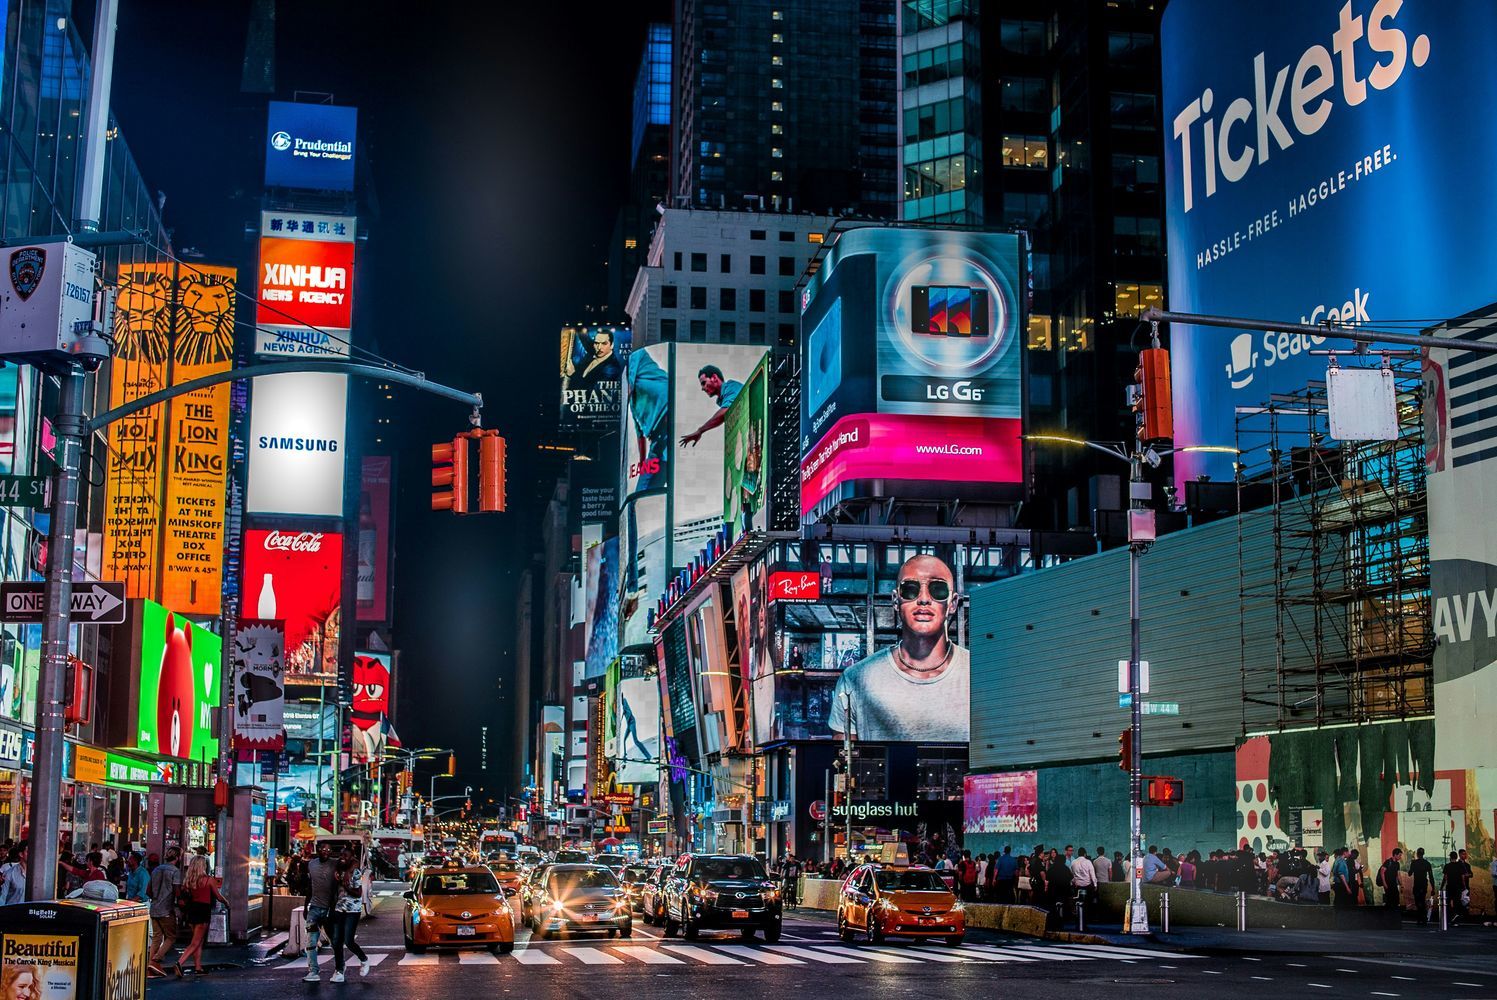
<box><xmin>1172</xmin><ymin>0</ymin><xmax>1431</xmax><ymax>214</ymax></box>
<box><xmin>1224</xmin><ymin>286</ymin><xmax>1371</xmax><ymax>389</ymax></box>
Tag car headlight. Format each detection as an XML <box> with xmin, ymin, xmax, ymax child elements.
<box><xmin>700</xmin><ymin>888</ymin><xmax>719</xmax><ymax>903</ymax></box>
<box><xmin>550</xmin><ymin>900</ymin><xmax>565</xmax><ymax>913</ymax></box>
<box><xmin>877</xmin><ymin>898</ymin><xmax>898</xmax><ymax>912</ymax></box>
<box><xmin>612</xmin><ymin>898</ymin><xmax>629</xmax><ymax>911</ymax></box>
<box><xmin>763</xmin><ymin>887</ymin><xmax>780</xmax><ymax>900</ymax></box>
<box><xmin>417</xmin><ymin>906</ymin><xmax>437</xmax><ymax>919</ymax></box>
<box><xmin>951</xmin><ymin>902</ymin><xmax>965</xmax><ymax>913</ymax></box>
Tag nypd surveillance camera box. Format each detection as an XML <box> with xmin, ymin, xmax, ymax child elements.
<box><xmin>0</xmin><ymin>242</ymin><xmax>97</xmax><ymax>362</ymax></box>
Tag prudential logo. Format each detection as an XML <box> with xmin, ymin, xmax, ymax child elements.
<box><xmin>271</xmin><ymin>130</ymin><xmax>292</xmax><ymax>152</ymax></box>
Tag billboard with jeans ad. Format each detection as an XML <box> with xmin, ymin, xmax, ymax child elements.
<box><xmin>621</xmin><ymin>343</ymin><xmax>671</xmax><ymax>501</ymax></box>
<box><xmin>1162</xmin><ymin>2</ymin><xmax>1497</xmax><ymax>484</ymax></box>
<box><xmin>670</xmin><ymin>343</ymin><xmax>767</xmax><ymax>563</ymax></box>
<box><xmin>798</xmin><ymin>228</ymin><xmax>1024</xmax><ymax>516</ymax></box>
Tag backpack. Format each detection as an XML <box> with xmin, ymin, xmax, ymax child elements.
<box><xmin>959</xmin><ymin>860</ymin><xmax>977</xmax><ymax>884</ymax></box>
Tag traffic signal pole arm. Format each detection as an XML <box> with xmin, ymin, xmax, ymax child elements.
<box><xmin>83</xmin><ymin>360</ymin><xmax>484</xmax><ymax>434</ymax></box>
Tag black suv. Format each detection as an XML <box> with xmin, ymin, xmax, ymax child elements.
<box><xmin>662</xmin><ymin>854</ymin><xmax>782</xmax><ymax>942</ymax></box>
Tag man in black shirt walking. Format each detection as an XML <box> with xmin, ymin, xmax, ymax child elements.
<box><xmin>1409</xmin><ymin>848</ymin><xmax>1434</xmax><ymax>924</ymax></box>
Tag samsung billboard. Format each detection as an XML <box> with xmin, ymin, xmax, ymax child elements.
<box><xmin>1163</xmin><ymin>1</ymin><xmax>1497</xmax><ymax>483</ymax></box>
<box><xmin>265</xmin><ymin>101</ymin><xmax>358</xmax><ymax>192</ymax></box>
<box><xmin>798</xmin><ymin>227</ymin><xmax>1024</xmax><ymax>517</ymax></box>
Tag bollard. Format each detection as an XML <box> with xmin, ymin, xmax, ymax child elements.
<box><xmin>1077</xmin><ymin>900</ymin><xmax>1085</xmax><ymax>933</ymax></box>
<box><xmin>1236</xmin><ymin>891</ymin><xmax>1247</xmax><ymax>931</ymax></box>
<box><xmin>1439</xmin><ymin>891</ymin><xmax>1448</xmax><ymax>931</ymax></box>
<box><xmin>1161</xmin><ymin>891</ymin><xmax>1170</xmax><ymax>934</ymax></box>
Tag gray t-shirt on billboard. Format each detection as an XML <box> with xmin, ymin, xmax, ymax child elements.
<box><xmin>828</xmin><ymin>645</ymin><xmax>970</xmax><ymax>742</ymax></box>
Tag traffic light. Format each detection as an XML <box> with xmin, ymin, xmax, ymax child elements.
<box><xmin>431</xmin><ymin>436</ymin><xmax>470</xmax><ymax>513</ymax></box>
<box><xmin>446</xmin><ymin>753</ymin><xmax>457</xmax><ymax>776</ymax></box>
<box><xmin>1144</xmin><ymin>776</ymin><xmax>1184</xmax><ymax>806</ymax></box>
<box><xmin>1118</xmin><ymin>728</ymin><xmax>1133</xmax><ymax>772</ymax></box>
<box><xmin>1132</xmin><ymin>347</ymin><xmax>1174</xmax><ymax>444</ymax></box>
<box><xmin>832</xmin><ymin>748</ymin><xmax>848</xmax><ymax>774</ymax></box>
<box><xmin>477</xmin><ymin>430</ymin><xmax>507</xmax><ymax>512</ymax></box>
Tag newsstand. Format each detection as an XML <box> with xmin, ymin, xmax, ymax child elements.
<box><xmin>0</xmin><ymin>898</ymin><xmax>149</xmax><ymax>1000</ymax></box>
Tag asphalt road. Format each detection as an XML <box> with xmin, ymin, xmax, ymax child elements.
<box><xmin>146</xmin><ymin>884</ymin><xmax>1497</xmax><ymax>999</ymax></box>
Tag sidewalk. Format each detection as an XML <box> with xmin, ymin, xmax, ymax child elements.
<box><xmin>1062</xmin><ymin>919</ymin><xmax>1496</xmax><ymax>957</ymax></box>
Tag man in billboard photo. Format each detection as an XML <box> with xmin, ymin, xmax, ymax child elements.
<box><xmin>829</xmin><ymin>554</ymin><xmax>970</xmax><ymax>742</ymax></box>
<box><xmin>679</xmin><ymin>365</ymin><xmax>743</xmax><ymax>447</ymax></box>
<box><xmin>563</xmin><ymin>328</ymin><xmax>624</xmax><ymax>388</ymax></box>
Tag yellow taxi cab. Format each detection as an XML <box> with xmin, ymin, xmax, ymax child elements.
<box><xmin>403</xmin><ymin>863</ymin><xmax>517</xmax><ymax>954</ymax></box>
<box><xmin>836</xmin><ymin>863</ymin><xmax>964</xmax><ymax>946</ymax></box>
<box><xmin>486</xmin><ymin>855</ymin><xmax>526</xmax><ymax>895</ymax></box>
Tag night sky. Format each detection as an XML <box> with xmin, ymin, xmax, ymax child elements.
<box><xmin>107</xmin><ymin>0</ymin><xmax>665</xmax><ymax>799</ymax></box>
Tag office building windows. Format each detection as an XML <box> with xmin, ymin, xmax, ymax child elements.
<box><xmin>720</xmin><ymin>320</ymin><xmax>737</xmax><ymax>340</ymax></box>
<box><xmin>661</xmin><ymin>318</ymin><xmax>678</xmax><ymax>340</ymax></box>
<box><xmin>778</xmin><ymin>323</ymin><xmax>795</xmax><ymax>345</ymax></box>
<box><xmin>904</xmin><ymin>155</ymin><xmax>967</xmax><ymax>199</ymax></box>
<box><xmin>661</xmin><ymin>285</ymin><xmax>678</xmax><ymax>308</ymax></box>
<box><xmin>673</xmin><ymin>251</ymin><xmax>683</xmax><ymax>271</ymax></box>
<box><xmin>690</xmin><ymin>286</ymin><xmax>708</xmax><ymax>309</ymax></box>
<box><xmin>720</xmin><ymin>253</ymin><xmax>732</xmax><ymax>272</ymax></box>
<box><xmin>720</xmin><ymin>287</ymin><xmax>737</xmax><ymax>310</ymax></box>
<box><xmin>777</xmin><ymin>290</ymin><xmax>794</xmax><ymax>313</ymax></box>
<box><xmin>750</xmin><ymin>229</ymin><xmax>767</xmax><ymax>240</ymax></box>
<box><xmin>778</xmin><ymin>256</ymin><xmax>795</xmax><ymax>276</ymax></box>
<box><xmin>1000</xmin><ymin>77</ymin><xmax>1048</xmax><ymax>113</ymax></box>
<box><xmin>1001</xmin><ymin>135</ymin><xmax>1048</xmax><ymax>168</ymax></box>
<box><xmin>904</xmin><ymin>98</ymin><xmax>967</xmax><ymax>143</ymax></box>
<box><xmin>690</xmin><ymin>319</ymin><xmax>708</xmax><ymax>341</ymax></box>
<box><xmin>1113</xmin><ymin>215</ymin><xmax>1162</xmax><ymax>257</ymax></box>
<box><xmin>749</xmin><ymin>322</ymin><xmax>767</xmax><ymax>343</ymax></box>
<box><xmin>1111</xmin><ymin>92</ymin><xmax>1157</xmax><ymax>131</ymax></box>
<box><xmin>750</xmin><ymin>289</ymin><xmax>766</xmax><ymax>312</ymax></box>
<box><xmin>999</xmin><ymin>19</ymin><xmax>1048</xmax><ymax>56</ymax></box>
<box><xmin>690</xmin><ymin>252</ymin><xmax>708</xmax><ymax>272</ymax></box>
<box><xmin>750</xmin><ymin>255</ymin><xmax>766</xmax><ymax>274</ymax></box>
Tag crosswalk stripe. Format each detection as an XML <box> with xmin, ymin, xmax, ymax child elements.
<box><xmin>1060</xmin><ymin>944</ymin><xmax>1203</xmax><ymax>961</ymax></box>
<box><xmin>458</xmin><ymin>951</ymin><xmax>501</xmax><ymax>965</ymax></box>
<box><xmin>763</xmin><ymin>945</ymin><xmax>865</xmax><ymax>964</ymax></box>
<box><xmin>355</xmin><ymin>954</ymin><xmax>389</xmax><ymax>970</ymax></box>
<box><xmin>974</xmin><ymin>945</ymin><xmax>1095</xmax><ymax>962</ymax></box>
<box><xmin>511</xmin><ymin>949</ymin><xmax>560</xmax><ymax>965</ymax></box>
<box><xmin>950</xmin><ymin>946</ymin><xmax>1038</xmax><ymax>963</ymax></box>
<box><xmin>562</xmin><ymin>947</ymin><xmax>623</xmax><ymax>965</ymax></box>
<box><xmin>613</xmin><ymin>946</ymin><xmax>685</xmax><ymax>964</ymax></box>
<box><xmin>397</xmin><ymin>953</ymin><xmax>439</xmax><ymax>966</ymax></box>
<box><xmin>813</xmin><ymin>945</ymin><xmax>920</xmax><ymax>964</ymax></box>
<box><xmin>659</xmin><ymin>945</ymin><xmax>747</xmax><ymax>965</ymax></box>
<box><xmin>715</xmin><ymin>944</ymin><xmax>804</xmax><ymax>965</ymax></box>
<box><xmin>865</xmin><ymin>945</ymin><xmax>969</xmax><ymax>963</ymax></box>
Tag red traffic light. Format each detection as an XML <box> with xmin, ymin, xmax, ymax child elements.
<box><xmin>431</xmin><ymin>438</ymin><xmax>470</xmax><ymax>513</ymax></box>
<box><xmin>477</xmin><ymin>430</ymin><xmax>507</xmax><ymax>513</ymax></box>
<box><xmin>1118</xmin><ymin>728</ymin><xmax>1133</xmax><ymax>772</ymax></box>
<box><xmin>1143</xmin><ymin>776</ymin><xmax>1184</xmax><ymax>806</ymax></box>
<box><xmin>1133</xmin><ymin>347</ymin><xmax>1174</xmax><ymax>444</ymax></box>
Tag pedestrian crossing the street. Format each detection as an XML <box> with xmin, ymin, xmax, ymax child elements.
<box><xmin>272</xmin><ymin>939</ymin><xmax>1200</xmax><ymax>974</ymax></box>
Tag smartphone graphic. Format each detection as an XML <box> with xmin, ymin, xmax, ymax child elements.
<box><xmin>912</xmin><ymin>285</ymin><xmax>989</xmax><ymax>336</ymax></box>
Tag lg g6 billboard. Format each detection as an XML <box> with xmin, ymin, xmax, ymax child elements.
<box><xmin>798</xmin><ymin>228</ymin><xmax>1024</xmax><ymax>517</ymax></box>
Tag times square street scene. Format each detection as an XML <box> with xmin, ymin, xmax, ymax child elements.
<box><xmin>0</xmin><ymin>0</ymin><xmax>1495</xmax><ymax>997</ymax></box>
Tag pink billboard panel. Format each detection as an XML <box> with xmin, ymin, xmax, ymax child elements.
<box><xmin>800</xmin><ymin>413</ymin><xmax>1022</xmax><ymax>512</ymax></box>
<box><xmin>964</xmin><ymin>770</ymin><xmax>1038</xmax><ymax>835</ymax></box>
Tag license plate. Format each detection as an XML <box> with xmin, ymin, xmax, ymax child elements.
<box><xmin>456</xmin><ymin>926</ymin><xmax>475</xmax><ymax>937</ymax></box>
<box><xmin>919</xmin><ymin>917</ymin><xmax>935</xmax><ymax>924</ymax></box>
<box><xmin>580</xmin><ymin>913</ymin><xmax>599</xmax><ymax>922</ymax></box>
<box><xmin>731</xmin><ymin>909</ymin><xmax>750</xmax><ymax>919</ymax></box>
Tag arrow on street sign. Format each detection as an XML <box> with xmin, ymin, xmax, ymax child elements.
<box><xmin>0</xmin><ymin>581</ymin><xmax>127</xmax><ymax>625</ymax></box>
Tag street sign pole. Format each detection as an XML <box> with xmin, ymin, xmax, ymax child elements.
<box><xmin>26</xmin><ymin>367</ymin><xmax>86</xmax><ymax>902</ymax></box>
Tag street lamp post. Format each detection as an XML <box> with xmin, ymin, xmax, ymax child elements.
<box><xmin>1022</xmin><ymin>431</ymin><xmax>1236</xmax><ymax>934</ymax></box>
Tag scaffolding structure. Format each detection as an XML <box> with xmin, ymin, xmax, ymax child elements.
<box><xmin>1235</xmin><ymin>358</ymin><xmax>1433</xmax><ymax>733</ymax></box>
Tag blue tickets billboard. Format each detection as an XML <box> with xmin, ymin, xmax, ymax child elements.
<box><xmin>1162</xmin><ymin>1</ymin><xmax>1497</xmax><ymax>484</ymax></box>
<box><xmin>265</xmin><ymin>101</ymin><xmax>358</xmax><ymax>191</ymax></box>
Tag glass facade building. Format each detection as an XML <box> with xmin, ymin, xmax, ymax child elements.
<box><xmin>672</xmin><ymin>0</ymin><xmax>897</xmax><ymax>218</ymax></box>
<box><xmin>631</xmin><ymin>22</ymin><xmax>672</xmax><ymax>172</ymax></box>
<box><xmin>0</xmin><ymin>0</ymin><xmax>173</xmax><ymax>846</ymax></box>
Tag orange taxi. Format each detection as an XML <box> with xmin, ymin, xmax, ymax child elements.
<box><xmin>486</xmin><ymin>855</ymin><xmax>526</xmax><ymax>895</ymax></box>
<box><xmin>836</xmin><ymin>863</ymin><xmax>964</xmax><ymax>946</ymax></box>
<box><xmin>403</xmin><ymin>864</ymin><xmax>517</xmax><ymax>954</ymax></box>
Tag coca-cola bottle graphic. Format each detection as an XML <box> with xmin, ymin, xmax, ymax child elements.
<box><xmin>257</xmin><ymin>573</ymin><xmax>277</xmax><ymax>620</ymax></box>
<box><xmin>356</xmin><ymin>492</ymin><xmax>376</xmax><ymax>604</ymax></box>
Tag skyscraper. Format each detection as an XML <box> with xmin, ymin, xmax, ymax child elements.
<box><xmin>672</xmin><ymin>0</ymin><xmax>898</xmax><ymax>217</ymax></box>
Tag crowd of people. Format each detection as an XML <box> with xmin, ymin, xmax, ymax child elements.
<box><xmin>0</xmin><ymin>837</ymin><xmax>227</xmax><ymax>978</ymax></box>
<box><xmin>777</xmin><ymin>838</ymin><xmax>1493</xmax><ymax>929</ymax></box>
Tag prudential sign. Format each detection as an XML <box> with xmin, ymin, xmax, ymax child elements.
<box><xmin>1162</xmin><ymin>1</ymin><xmax>1497</xmax><ymax>486</ymax></box>
<box><xmin>265</xmin><ymin>101</ymin><xmax>358</xmax><ymax>192</ymax></box>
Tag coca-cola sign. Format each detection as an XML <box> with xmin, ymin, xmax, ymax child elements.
<box><xmin>263</xmin><ymin>530</ymin><xmax>324</xmax><ymax>553</ymax></box>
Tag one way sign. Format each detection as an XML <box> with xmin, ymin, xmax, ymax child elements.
<box><xmin>0</xmin><ymin>582</ymin><xmax>127</xmax><ymax>625</ymax></box>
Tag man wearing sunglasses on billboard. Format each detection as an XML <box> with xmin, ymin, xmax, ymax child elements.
<box><xmin>828</xmin><ymin>554</ymin><xmax>969</xmax><ymax>742</ymax></box>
